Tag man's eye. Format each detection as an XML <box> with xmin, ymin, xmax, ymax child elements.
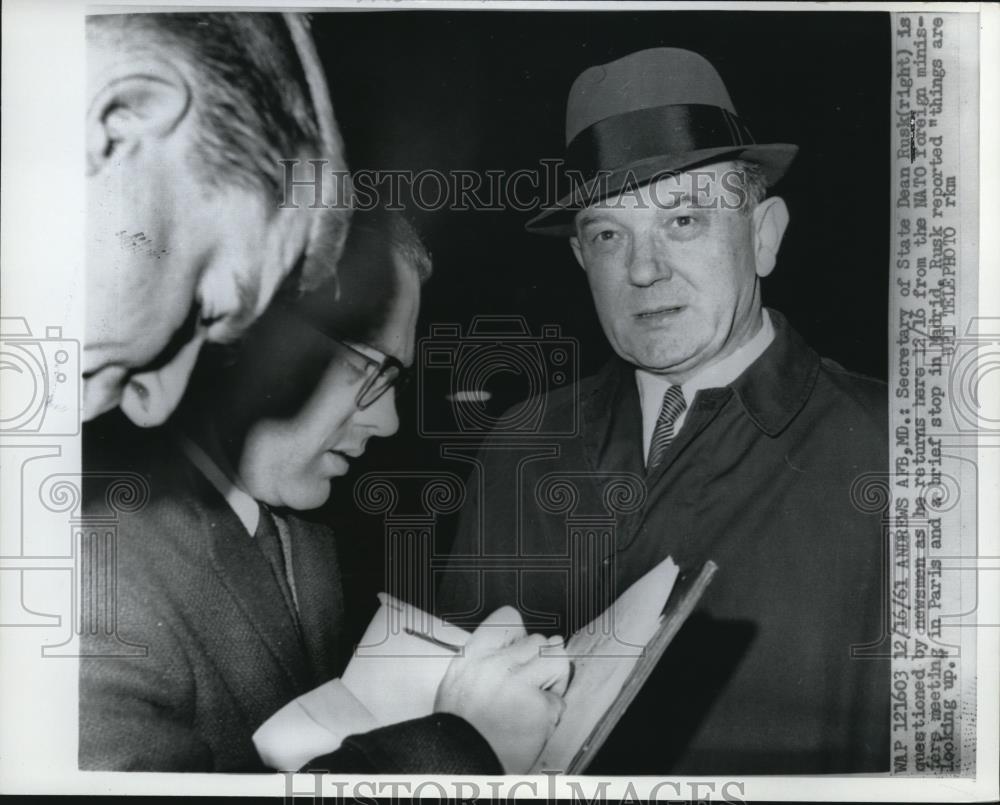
<box><xmin>592</xmin><ymin>230</ymin><xmax>618</xmax><ymax>243</ymax></box>
<box><xmin>672</xmin><ymin>215</ymin><xmax>694</xmax><ymax>227</ymax></box>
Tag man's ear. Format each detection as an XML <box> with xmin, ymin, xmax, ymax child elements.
<box><xmin>570</xmin><ymin>236</ymin><xmax>585</xmax><ymax>270</ymax></box>
<box><xmin>86</xmin><ymin>60</ymin><xmax>191</xmax><ymax>176</ymax></box>
<box><xmin>750</xmin><ymin>196</ymin><xmax>789</xmax><ymax>279</ymax></box>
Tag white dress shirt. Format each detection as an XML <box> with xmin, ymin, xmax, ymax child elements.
<box><xmin>180</xmin><ymin>434</ymin><xmax>261</xmax><ymax>534</ymax></box>
<box><xmin>635</xmin><ymin>309</ymin><xmax>776</xmax><ymax>464</ymax></box>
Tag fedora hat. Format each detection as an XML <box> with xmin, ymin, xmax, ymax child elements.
<box><xmin>526</xmin><ymin>47</ymin><xmax>798</xmax><ymax>236</ymax></box>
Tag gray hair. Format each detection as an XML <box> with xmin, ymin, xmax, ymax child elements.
<box><xmin>87</xmin><ymin>12</ymin><xmax>350</xmax><ymax>293</ymax></box>
<box><xmin>731</xmin><ymin>160</ymin><xmax>769</xmax><ymax>214</ymax></box>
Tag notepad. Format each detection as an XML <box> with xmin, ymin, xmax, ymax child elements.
<box><xmin>253</xmin><ymin>557</ymin><xmax>717</xmax><ymax>773</ymax></box>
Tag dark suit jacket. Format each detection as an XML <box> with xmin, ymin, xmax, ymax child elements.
<box><xmin>80</xmin><ymin>421</ymin><xmax>500</xmax><ymax>773</ymax></box>
<box><xmin>438</xmin><ymin>310</ymin><xmax>890</xmax><ymax>774</ymax></box>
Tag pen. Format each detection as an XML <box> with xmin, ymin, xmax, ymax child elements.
<box><xmin>402</xmin><ymin>626</ymin><xmax>462</xmax><ymax>653</ymax></box>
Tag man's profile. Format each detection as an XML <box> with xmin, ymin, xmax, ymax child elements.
<box><xmin>84</xmin><ymin>12</ymin><xmax>348</xmax><ymax>427</ymax></box>
<box><xmin>81</xmin><ymin>211</ymin><xmax>569</xmax><ymax>774</ymax></box>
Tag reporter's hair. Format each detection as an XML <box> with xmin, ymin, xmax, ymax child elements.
<box><xmin>350</xmin><ymin>209</ymin><xmax>433</xmax><ymax>286</ymax></box>
<box><xmin>87</xmin><ymin>13</ymin><xmax>329</xmax><ymax>198</ymax></box>
<box><xmin>287</xmin><ymin>208</ymin><xmax>431</xmax><ymax>343</ymax></box>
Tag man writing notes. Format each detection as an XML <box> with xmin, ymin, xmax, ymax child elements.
<box><xmin>81</xmin><ymin>212</ymin><xmax>569</xmax><ymax>773</ymax></box>
<box><xmin>439</xmin><ymin>48</ymin><xmax>889</xmax><ymax>774</ymax></box>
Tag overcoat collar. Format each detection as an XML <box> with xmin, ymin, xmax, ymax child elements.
<box><xmin>580</xmin><ymin>308</ymin><xmax>820</xmax><ymax>469</ymax></box>
<box><xmin>729</xmin><ymin>309</ymin><xmax>820</xmax><ymax>437</ymax></box>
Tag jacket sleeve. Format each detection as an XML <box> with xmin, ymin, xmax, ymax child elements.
<box><xmin>302</xmin><ymin>713</ymin><xmax>503</xmax><ymax>774</ymax></box>
<box><xmin>78</xmin><ymin>522</ymin><xmax>216</xmax><ymax>773</ymax></box>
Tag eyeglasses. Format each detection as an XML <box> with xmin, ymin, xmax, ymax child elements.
<box><xmin>329</xmin><ymin>335</ymin><xmax>410</xmax><ymax>410</ymax></box>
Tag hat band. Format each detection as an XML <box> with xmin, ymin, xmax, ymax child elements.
<box><xmin>566</xmin><ymin>103</ymin><xmax>756</xmax><ymax>181</ymax></box>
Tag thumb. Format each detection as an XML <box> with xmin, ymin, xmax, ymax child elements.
<box><xmin>464</xmin><ymin>606</ymin><xmax>527</xmax><ymax>656</ymax></box>
<box><xmin>542</xmin><ymin>689</ymin><xmax>568</xmax><ymax>727</ymax></box>
<box><xmin>514</xmin><ymin>645</ymin><xmax>570</xmax><ymax>693</ymax></box>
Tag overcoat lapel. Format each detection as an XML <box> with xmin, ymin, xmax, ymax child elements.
<box><xmin>580</xmin><ymin>360</ymin><xmax>733</xmax><ymax>549</ymax></box>
<box><xmin>579</xmin><ymin>360</ymin><xmax>646</xmax><ymax>546</ymax></box>
<box><xmin>580</xmin><ymin>359</ymin><xmax>644</xmax><ymax>480</ymax></box>
<box><xmin>642</xmin><ymin>387</ymin><xmax>731</xmax><ymax>490</ymax></box>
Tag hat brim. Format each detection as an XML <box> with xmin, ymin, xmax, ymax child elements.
<box><xmin>525</xmin><ymin>143</ymin><xmax>798</xmax><ymax>237</ymax></box>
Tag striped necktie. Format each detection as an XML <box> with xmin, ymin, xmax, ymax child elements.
<box><xmin>646</xmin><ymin>384</ymin><xmax>687</xmax><ymax>470</ymax></box>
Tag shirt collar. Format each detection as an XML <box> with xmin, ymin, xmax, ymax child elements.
<box><xmin>179</xmin><ymin>434</ymin><xmax>260</xmax><ymax>536</ymax></box>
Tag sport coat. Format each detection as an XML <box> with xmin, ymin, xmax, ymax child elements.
<box><xmin>438</xmin><ymin>309</ymin><xmax>890</xmax><ymax>774</ymax></box>
<box><xmin>80</xmin><ymin>420</ymin><xmax>499</xmax><ymax>773</ymax></box>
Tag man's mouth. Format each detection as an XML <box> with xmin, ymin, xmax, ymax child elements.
<box><xmin>323</xmin><ymin>447</ymin><xmax>364</xmax><ymax>474</ymax></box>
<box><xmin>322</xmin><ymin>450</ymin><xmax>351</xmax><ymax>476</ymax></box>
<box><xmin>328</xmin><ymin>446</ymin><xmax>363</xmax><ymax>459</ymax></box>
<box><xmin>635</xmin><ymin>305</ymin><xmax>685</xmax><ymax>320</ymax></box>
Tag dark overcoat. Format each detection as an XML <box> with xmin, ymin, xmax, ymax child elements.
<box><xmin>439</xmin><ymin>310</ymin><xmax>890</xmax><ymax>774</ymax></box>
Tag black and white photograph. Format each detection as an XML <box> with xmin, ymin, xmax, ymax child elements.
<box><xmin>0</xmin><ymin>1</ymin><xmax>996</xmax><ymax>800</ymax></box>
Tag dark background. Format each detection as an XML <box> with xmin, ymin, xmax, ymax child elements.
<box><xmin>310</xmin><ymin>10</ymin><xmax>892</xmax><ymax>640</ymax></box>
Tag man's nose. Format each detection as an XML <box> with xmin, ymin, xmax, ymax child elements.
<box><xmin>626</xmin><ymin>231</ymin><xmax>673</xmax><ymax>287</ymax></box>
<box><xmin>357</xmin><ymin>386</ymin><xmax>400</xmax><ymax>439</ymax></box>
<box><xmin>118</xmin><ymin>331</ymin><xmax>206</xmax><ymax>427</ymax></box>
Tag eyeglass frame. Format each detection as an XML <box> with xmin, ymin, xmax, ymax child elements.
<box><xmin>326</xmin><ymin>333</ymin><xmax>411</xmax><ymax>411</ymax></box>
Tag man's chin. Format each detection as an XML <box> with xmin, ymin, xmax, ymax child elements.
<box><xmin>279</xmin><ymin>480</ymin><xmax>333</xmax><ymax>513</ymax></box>
<box><xmin>626</xmin><ymin>347</ymin><xmax>698</xmax><ymax>377</ymax></box>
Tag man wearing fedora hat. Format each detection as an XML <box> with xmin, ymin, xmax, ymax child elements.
<box><xmin>440</xmin><ymin>48</ymin><xmax>889</xmax><ymax>773</ymax></box>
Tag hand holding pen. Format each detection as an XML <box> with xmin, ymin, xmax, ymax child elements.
<box><xmin>433</xmin><ymin>606</ymin><xmax>570</xmax><ymax>773</ymax></box>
